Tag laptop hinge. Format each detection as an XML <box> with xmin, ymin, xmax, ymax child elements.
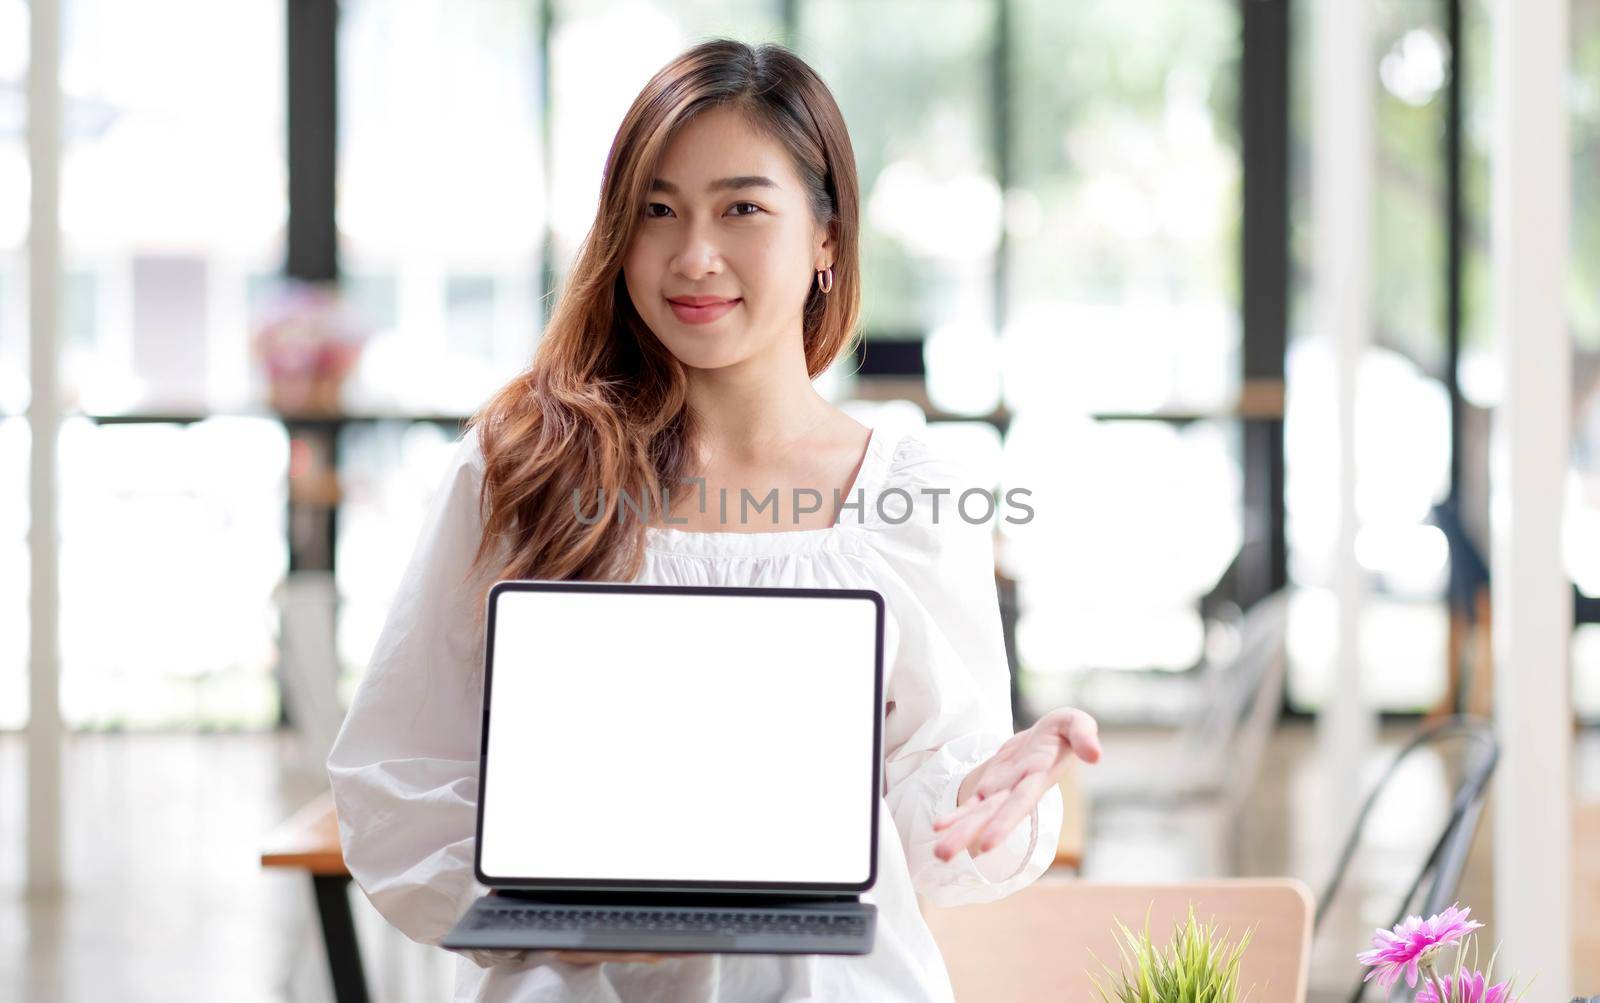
<box><xmin>491</xmin><ymin>889</ymin><xmax>859</xmax><ymax>908</ymax></box>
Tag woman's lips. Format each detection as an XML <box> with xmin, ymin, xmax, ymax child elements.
<box><xmin>667</xmin><ymin>297</ymin><xmax>740</xmax><ymax>325</ymax></box>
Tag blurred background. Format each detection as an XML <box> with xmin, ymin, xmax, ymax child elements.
<box><xmin>2</xmin><ymin>0</ymin><xmax>1598</xmax><ymax>1000</ymax></box>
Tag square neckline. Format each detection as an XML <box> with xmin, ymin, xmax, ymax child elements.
<box><xmin>644</xmin><ymin>424</ymin><xmax>885</xmax><ymax>542</ymax></box>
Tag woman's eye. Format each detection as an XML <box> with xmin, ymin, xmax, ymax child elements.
<box><xmin>643</xmin><ymin>202</ymin><xmax>761</xmax><ymax>219</ymax></box>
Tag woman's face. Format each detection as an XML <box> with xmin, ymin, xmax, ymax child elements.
<box><xmin>622</xmin><ymin>106</ymin><xmax>832</xmax><ymax>372</ymax></box>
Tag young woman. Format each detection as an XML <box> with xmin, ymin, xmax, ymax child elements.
<box><xmin>327</xmin><ymin>38</ymin><xmax>1101</xmax><ymax>1002</ymax></box>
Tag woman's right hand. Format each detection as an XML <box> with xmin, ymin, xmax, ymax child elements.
<box><xmin>456</xmin><ymin>948</ymin><xmax>693</xmax><ymax>968</ymax></box>
<box><xmin>547</xmin><ymin>950</ymin><xmax>694</xmax><ymax>964</ymax></box>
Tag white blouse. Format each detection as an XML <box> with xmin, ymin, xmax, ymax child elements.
<box><xmin>326</xmin><ymin>422</ymin><xmax>1063</xmax><ymax>1003</ymax></box>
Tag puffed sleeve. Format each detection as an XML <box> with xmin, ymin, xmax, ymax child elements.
<box><xmin>325</xmin><ymin>430</ymin><xmax>498</xmax><ymax>950</ymax></box>
<box><xmin>870</xmin><ymin>434</ymin><xmax>1063</xmax><ymax>908</ymax></box>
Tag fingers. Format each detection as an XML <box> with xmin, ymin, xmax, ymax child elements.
<box><xmin>930</xmin><ymin>708</ymin><xmax>1102</xmax><ymax>864</ymax></box>
<box><xmin>968</xmin><ymin>769</ymin><xmax>1057</xmax><ymax>854</ymax></box>
<box><xmin>547</xmin><ymin>950</ymin><xmax>692</xmax><ymax>965</ymax></box>
<box><xmin>970</xmin><ymin>751</ymin><xmax>1051</xmax><ymax>800</ymax></box>
<box><xmin>933</xmin><ymin>741</ymin><xmax>1061</xmax><ymax>835</ymax></box>
<box><xmin>1044</xmin><ymin>707</ymin><xmax>1102</xmax><ymax>764</ymax></box>
<box><xmin>969</xmin><ymin>720</ymin><xmax>1098</xmax><ymax>803</ymax></box>
<box><xmin>932</xmin><ymin>787</ymin><xmax>990</xmax><ymax>831</ymax></box>
<box><xmin>454</xmin><ymin>948</ymin><xmax>528</xmax><ymax>969</ymax></box>
<box><xmin>932</xmin><ymin>789</ymin><xmax>1011</xmax><ymax>862</ymax></box>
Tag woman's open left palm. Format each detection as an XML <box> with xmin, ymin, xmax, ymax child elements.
<box><xmin>930</xmin><ymin>707</ymin><xmax>1102</xmax><ymax>863</ymax></box>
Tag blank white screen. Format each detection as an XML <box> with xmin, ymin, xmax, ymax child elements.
<box><xmin>479</xmin><ymin>587</ymin><xmax>879</xmax><ymax>886</ymax></box>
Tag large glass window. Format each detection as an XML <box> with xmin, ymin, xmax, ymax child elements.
<box><xmin>0</xmin><ymin>0</ymin><xmax>25</xmax><ymax>415</ymax></box>
<box><xmin>0</xmin><ymin>418</ymin><xmax>25</xmax><ymax>730</ymax></box>
<box><xmin>1005</xmin><ymin>0</ymin><xmax>1240</xmax><ymax>416</ymax></box>
<box><xmin>1283</xmin><ymin>0</ymin><xmax>1455</xmax><ymax>713</ymax></box>
<box><xmin>995</xmin><ymin>0</ymin><xmax>1244</xmax><ymax>701</ymax></box>
<box><xmin>57</xmin><ymin>418</ymin><xmax>287</xmax><ymax>729</ymax></box>
<box><xmin>1002</xmin><ymin>416</ymin><xmax>1243</xmax><ymax>682</ymax></box>
<box><xmin>797</xmin><ymin>0</ymin><xmax>996</xmax><ymax>341</ymax></box>
<box><xmin>337</xmin><ymin>0</ymin><xmax>547</xmax><ymax>417</ymax></box>
<box><xmin>58</xmin><ymin>0</ymin><xmax>285</xmax><ymax>415</ymax></box>
<box><xmin>1</xmin><ymin>0</ymin><xmax>26</xmax><ymax>729</ymax></box>
<box><xmin>5</xmin><ymin>0</ymin><xmax>288</xmax><ymax>731</ymax></box>
<box><xmin>1443</xmin><ymin>0</ymin><xmax>1600</xmax><ymax>722</ymax></box>
<box><xmin>25</xmin><ymin>0</ymin><xmax>1582</xmax><ymax>731</ymax></box>
<box><xmin>1569</xmin><ymin>0</ymin><xmax>1600</xmax><ymax>719</ymax></box>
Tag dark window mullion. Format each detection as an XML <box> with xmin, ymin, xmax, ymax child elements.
<box><xmin>1240</xmin><ymin>0</ymin><xmax>1291</xmax><ymax>608</ymax></box>
<box><xmin>286</xmin><ymin>0</ymin><xmax>339</xmax><ymax>283</ymax></box>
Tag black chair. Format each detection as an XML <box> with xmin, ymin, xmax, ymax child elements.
<box><xmin>1314</xmin><ymin>716</ymin><xmax>1499</xmax><ymax>1003</ymax></box>
<box><xmin>1081</xmin><ymin>590</ymin><xmax>1290</xmax><ymax>875</ymax></box>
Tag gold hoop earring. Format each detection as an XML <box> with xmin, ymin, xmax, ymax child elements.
<box><xmin>816</xmin><ymin>267</ymin><xmax>833</xmax><ymax>295</ymax></box>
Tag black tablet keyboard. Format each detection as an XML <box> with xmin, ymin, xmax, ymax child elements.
<box><xmin>470</xmin><ymin>906</ymin><xmax>866</xmax><ymax>938</ymax></box>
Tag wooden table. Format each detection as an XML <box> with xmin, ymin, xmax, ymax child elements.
<box><xmin>261</xmin><ymin>792</ymin><xmax>369</xmax><ymax>1003</ymax></box>
<box><xmin>1578</xmin><ymin>800</ymin><xmax>1600</xmax><ymax>992</ymax></box>
<box><xmin>920</xmin><ymin>877</ymin><xmax>1314</xmax><ymax>1002</ymax></box>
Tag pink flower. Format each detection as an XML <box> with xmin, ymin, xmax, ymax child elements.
<box><xmin>1356</xmin><ymin>904</ymin><xmax>1484</xmax><ymax>989</ymax></box>
<box><xmin>1414</xmin><ymin>969</ymin><xmax>1515</xmax><ymax>1003</ymax></box>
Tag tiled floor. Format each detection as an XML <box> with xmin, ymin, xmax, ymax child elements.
<box><xmin>0</xmin><ymin>722</ymin><xmax>1594</xmax><ymax>1002</ymax></box>
<box><xmin>0</xmin><ymin>732</ymin><xmax>455</xmax><ymax>1002</ymax></box>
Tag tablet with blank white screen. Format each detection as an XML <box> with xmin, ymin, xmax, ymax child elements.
<box><xmin>475</xmin><ymin>582</ymin><xmax>884</xmax><ymax>893</ymax></box>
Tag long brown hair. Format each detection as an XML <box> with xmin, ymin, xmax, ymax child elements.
<box><xmin>461</xmin><ymin>39</ymin><xmax>862</xmax><ymax>616</ymax></box>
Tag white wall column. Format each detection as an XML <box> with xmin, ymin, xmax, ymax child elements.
<box><xmin>1489</xmin><ymin>0</ymin><xmax>1571</xmax><ymax>990</ymax></box>
<box><xmin>1312</xmin><ymin>0</ymin><xmax>1376</xmax><ymax>807</ymax></box>
<box><xmin>26</xmin><ymin>0</ymin><xmax>64</xmax><ymax>892</ymax></box>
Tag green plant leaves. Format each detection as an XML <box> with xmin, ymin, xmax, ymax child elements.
<box><xmin>1086</xmin><ymin>902</ymin><xmax>1257</xmax><ymax>1003</ymax></box>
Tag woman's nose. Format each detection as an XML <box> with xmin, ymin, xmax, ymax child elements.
<box><xmin>671</xmin><ymin>224</ymin><xmax>722</xmax><ymax>278</ymax></box>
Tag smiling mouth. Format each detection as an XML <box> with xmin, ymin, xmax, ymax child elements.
<box><xmin>666</xmin><ymin>297</ymin><xmax>742</xmax><ymax>325</ymax></box>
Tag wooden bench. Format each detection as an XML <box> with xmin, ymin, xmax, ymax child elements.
<box><xmin>260</xmin><ymin>792</ymin><xmax>369</xmax><ymax>1003</ymax></box>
